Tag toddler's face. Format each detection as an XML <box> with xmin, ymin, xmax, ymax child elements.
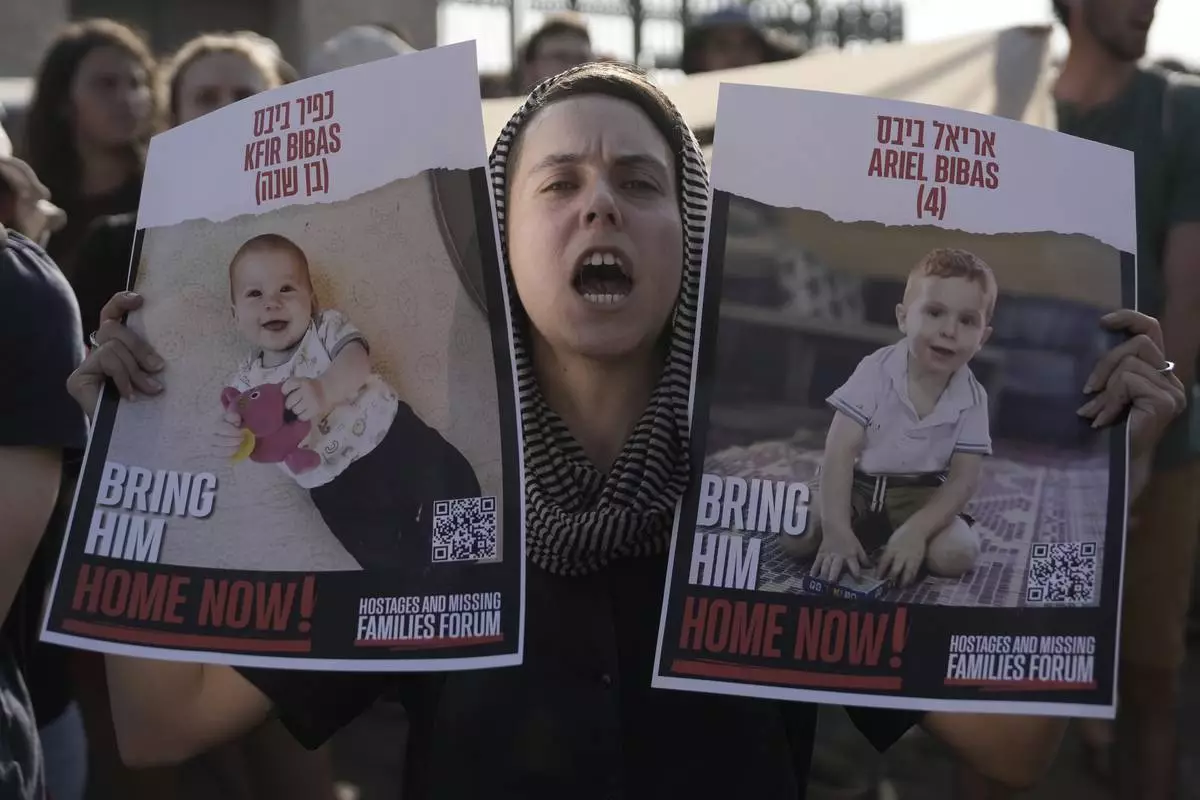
<box><xmin>230</xmin><ymin>248</ymin><xmax>314</xmax><ymax>352</ymax></box>
<box><xmin>897</xmin><ymin>275</ymin><xmax>992</xmax><ymax>377</ymax></box>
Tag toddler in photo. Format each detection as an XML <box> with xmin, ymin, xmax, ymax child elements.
<box><xmin>780</xmin><ymin>248</ymin><xmax>995</xmax><ymax>588</ymax></box>
<box><xmin>216</xmin><ymin>232</ymin><xmax>482</xmax><ymax>570</ymax></box>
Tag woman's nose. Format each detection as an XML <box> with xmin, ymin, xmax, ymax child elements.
<box><xmin>582</xmin><ymin>182</ymin><xmax>622</xmax><ymax>228</ymax></box>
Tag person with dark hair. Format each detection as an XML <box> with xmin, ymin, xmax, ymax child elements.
<box><xmin>22</xmin><ymin>18</ymin><xmax>157</xmax><ymax>277</ymax></box>
<box><xmin>957</xmin><ymin>3</ymin><xmax>1200</xmax><ymax>799</ymax></box>
<box><xmin>162</xmin><ymin>32</ymin><xmax>293</xmax><ymax>126</ymax></box>
<box><xmin>69</xmin><ymin>61</ymin><xmax>1185</xmax><ymax>800</ymax></box>
<box><xmin>680</xmin><ymin>7</ymin><xmax>801</xmax><ymax>75</ymax></box>
<box><xmin>0</xmin><ymin>224</ymin><xmax>89</xmax><ymax>800</ymax></box>
<box><xmin>517</xmin><ymin>14</ymin><xmax>594</xmax><ymax>92</ymax></box>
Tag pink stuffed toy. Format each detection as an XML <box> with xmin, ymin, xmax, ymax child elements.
<box><xmin>220</xmin><ymin>383</ymin><xmax>322</xmax><ymax>474</ymax></box>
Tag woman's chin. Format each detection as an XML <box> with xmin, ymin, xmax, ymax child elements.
<box><xmin>559</xmin><ymin>325</ymin><xmax>658</xmax><ymax>364</ymax></box>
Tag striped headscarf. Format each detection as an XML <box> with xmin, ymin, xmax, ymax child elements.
<box><xmin>488</xmin><ymin>63</ymin><xmax>710</xmax><ymax>577</ymax></box>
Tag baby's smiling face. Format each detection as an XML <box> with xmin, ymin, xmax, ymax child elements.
<box><xmin>230</xmin><ymin>247</ymin><xmax>314</xmax><ymax>353</ymax></box>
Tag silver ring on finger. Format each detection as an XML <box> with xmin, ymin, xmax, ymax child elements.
<box><xmin>88</xmin><ymin>330</ymin><xmax>101</xmax><ymax>349</ymax></box>
<box><xmin>1158</xmin><ymin>360</ymin><xmax>1176</xmax><ymax>374</ymax></box>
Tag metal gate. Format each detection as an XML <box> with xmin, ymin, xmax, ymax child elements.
<box><xmin>450</xmin><ymin>0</ymin><xmax>903</xmax><ymax>68</ymax></box>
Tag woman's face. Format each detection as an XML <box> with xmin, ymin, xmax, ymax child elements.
<box><xmin>175</xmin><ymin>51</ymin><xmax>272</xmax><ymax>126</ymax></box>
<box><xmin>507</xmin><ymin>95</ymin><xmax>683</xmax><ymax>363</ymax></box>
<box><xmin>68</xmin><ymin>45</ymin><xmax>151</xmax><ymax>148</ymax></box>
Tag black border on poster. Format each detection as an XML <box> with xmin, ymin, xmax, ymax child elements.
<box><xmin>42</xmin><ymin>166</ymin><xmax>524</xmax><ymax>668</ymax></box>
<box><xmin>654</xmin><ymin>188</ymin><xmax>1135</xmax><ymax>712</ymax></box>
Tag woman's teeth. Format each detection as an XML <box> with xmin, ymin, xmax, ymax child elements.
<box><xmin>581</xmin><ymin>291</ymin><xmax>627</xmax><ymax>305</ymax></box>
<box><xmin>575</xmin><ymin>251</ymin><xmax>632</xmax><ymax>304</ymax></box>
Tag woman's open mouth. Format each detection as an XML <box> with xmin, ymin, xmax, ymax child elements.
<box><xmin>572</xmin><ymin>250</ymin><xmax>632</xmax><ymax>306</ymax></box>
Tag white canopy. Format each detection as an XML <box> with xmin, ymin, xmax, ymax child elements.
<box><xmin>481</xmin><ymin>25</ymin><xmax>1057</xmax><ymax>156</ymax></box>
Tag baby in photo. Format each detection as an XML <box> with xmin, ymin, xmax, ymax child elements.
<box><xmin>216</xmin><ymin>232</ymin><xmax>481</xmax><ymax>570</ymax></box>
<box><xmin>780</xmin><ymin>247</ymin><xmax>995</xmax><ymax>588</ymax></box>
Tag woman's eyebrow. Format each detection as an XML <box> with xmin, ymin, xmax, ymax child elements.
<box><xmin>530</xmin><ymin>152</ymin><xmax>670</xmax><ymax>175</ymax></box>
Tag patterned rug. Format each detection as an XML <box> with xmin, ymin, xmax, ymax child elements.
<box><xmin>700</xmin><ymin>437</ymin><xmax>1109</xmax><ymax>608</ymax></box>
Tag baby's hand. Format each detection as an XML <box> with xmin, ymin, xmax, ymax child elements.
<box><xmin>212</xmin><ymin>410</ymin><xmax>245</xmax><ymax>460</ymax></box>
<box><xmin>283</xmin><ymin>378</ymin><xmax>327</xmax><ymax>422</ymax></box>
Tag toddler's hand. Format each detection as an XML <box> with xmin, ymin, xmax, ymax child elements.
<box><xmin>811</xmin><ymin>528</ymin><xmax>867</xmax><ymax>583</ymax></box>
<box><xmin>283</xmin><ymin>378</ymin><xmax>327</xmax><ymax>422</ymax></box>
<box><xmin>212</xmin><ymin>410</ymin><xmax>245</xmax><ymax>460</ymax></box>
<box><xmin>878</xmin><ymin>525</ymin><xmax>927</xmax><ymax>587</ymax></box>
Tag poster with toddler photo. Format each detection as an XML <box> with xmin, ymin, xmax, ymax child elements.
<box><xmin>41</xmin><ymin>43</ymin><xmax>525</xmax><ymax>671</ymax></box>
<box><xmin>654</xmin><ymin>84</ymin><xmax>1136</xmax><ymax>717</ymax></box>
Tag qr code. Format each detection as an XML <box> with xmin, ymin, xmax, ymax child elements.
<box><xmin>431</xmin><ymin>496</ymin><xmax>498</xmax><ymax>563</ymax></box>
<box><xmin>1026</xmin><ymin>542</ymin><xmax>1098</xmax><ymax>606</ymax></box>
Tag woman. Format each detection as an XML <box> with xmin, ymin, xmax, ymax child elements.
<box><xmin>162</xmin><ymin>32</ymin><xmax>295</xmax><ymax>128</ymax></box>
<box><xmin>71</xmin><ymin>31</ymin><xmax>295</xmax><ymax>335</ymax></box>
<box><xmin>23</xmin><ymin>18</ymin><xmax>156</xmax><ymax>277</ymax></box>
<box><xmin>69</xmin><ymin>63</ymin><xmax>1185</xmax><ymax>798</ymax></box>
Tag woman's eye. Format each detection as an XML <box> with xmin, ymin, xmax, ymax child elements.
<box><xmin>624</xmin><ymin>178</ymin><xmax>658</xmax><ymax>192</ymax></box>
<box><xmin>543</xmin><ymin>180</ymin><xmax>574</xmax><ymax>192</ymax></box>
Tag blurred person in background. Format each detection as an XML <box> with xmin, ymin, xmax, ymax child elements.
<box><xmin>63</xmin><ymin>30</ymin><xmax>335</xmax><ymax>800</ymax></box>
<box><xmin>679</xmin><ymin>7</ymin><xmax>800</xmax><ymax>75</ymax></box>
<box><xmin>22</xmin><ymin>19</ymin><xmax>156</xmax><ymax>278</ymax></box>
<box><xmin>516</xmin><ymin>14</ymin><xmax>594</xmax><ymax>92</ymax></box>
<box><xmin>308</xmin><ymin>23</ymin><xmax>416</xmax><ymax>76</ymax></box>
<box><xmin>949</xmin><ymin>3</ymin><xmax>1200</xmax><ymax>799</ymax></box>
<box><xmin>0</xmin><ymin>122</ymin><xmax>65</xmax><ymax>248</ymax></box>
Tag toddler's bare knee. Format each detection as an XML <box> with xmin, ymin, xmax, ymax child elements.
<box><xmin>926</xmin><ymin>518</ymin><xmax>980</xmax><ymax>577</ymax></box>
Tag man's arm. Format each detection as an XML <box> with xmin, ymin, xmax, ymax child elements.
<box><xmin>921</xmin><ymin>712</ymin><xmax>1066</xmax><ymax>790</ymax></box>
<box><xmin>0</xmin><ymin>447</ymin><xmax>62</xmax><ymax>624</ymax></box>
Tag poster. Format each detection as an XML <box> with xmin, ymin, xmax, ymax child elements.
<box><xmin>41</xmin><ymin>43</ymin><xmax>525</xmax><ymax>671</ymax></box>
<box><xmin>654</xmin><ymin>84</ymin><xmax>1134</xmax><ymax>717</ymax></box>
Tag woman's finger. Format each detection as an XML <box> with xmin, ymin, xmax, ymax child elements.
<box><xmin>96</xmin><ymin>316</ymin><xmax>165</xmax><ymax>374</ymax></box>
<box><xmin>96</xmin><ymin>291</ymin><xmax>144</xmax><ymax>327</ymax></box>
<box><xmin>1101</xmin><ymin>309</ymin><xmax>1165</xmax><ymax>352</ymax></box>
<box><xmin>1091</xmin><ymin>354</ymin><xmax>1183</xmax><ymax>429</ymax></box>
<box><xmin>1085</xmin><ymin>333</ymin><xmax>1162</xmax><ymax>394</ymax></box>
<box><xmin>97</xmin><ymin>345</ymin><xmax>138</xmax><ymax>400</ymax></box>
<box><xmin>105</xmin><ymin>341</ymin><xmax>162</xmax><ymax>399</ymax></box>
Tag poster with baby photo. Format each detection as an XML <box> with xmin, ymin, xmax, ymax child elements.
<box><xmin>653</xmin><ymin>84</ymin><xmax>1136</xmax><ymax>717</ymax></box>
<box><xmin>41</xmin><ymin>43</ymin><xmax>525</xmax><ymax>671</ymax></box>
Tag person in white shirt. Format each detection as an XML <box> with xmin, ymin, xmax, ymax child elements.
<box><xmin>781</xmin><ymin>248</ymin><xmax>995</xmax><ymax>588</ymax></box>
<box><xmin>215</xmin><ymin>232</ymin><xmax>482</xmax><ymax>570</ymax></box>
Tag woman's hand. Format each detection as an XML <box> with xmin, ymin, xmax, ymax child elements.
<box><xmin>1077</xmin><ymin>309</ymin><xmax>1187</xmax><ymax>459</ymax></box>
<box><xmin>66</xmin><ymin>292</ymin><xmax>166</xmax><ymax>415</ymax></box>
